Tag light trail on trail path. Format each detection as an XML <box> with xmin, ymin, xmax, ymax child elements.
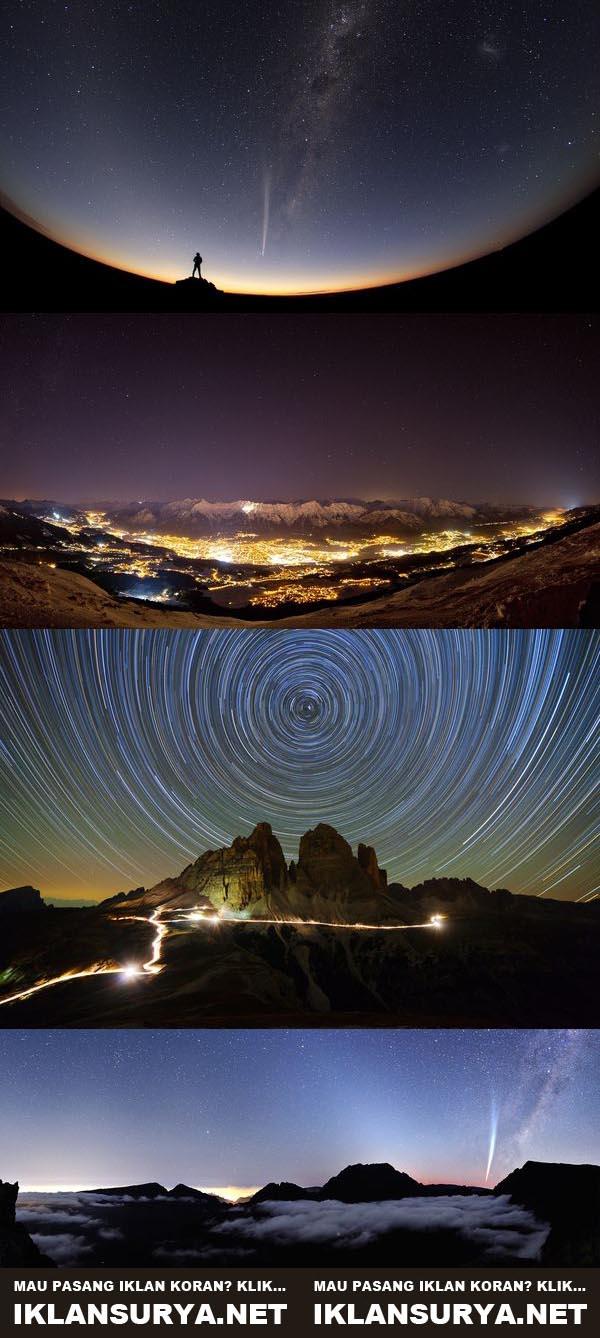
<box><xmin>0</xmin><ymin>908</ymin><xmax>166</xmax><ymax>1008</ymax></box>
<box><xmin>0</xmin><ymin>908</ymin><xmax>445</xmax><ymax>1009</ymax></box>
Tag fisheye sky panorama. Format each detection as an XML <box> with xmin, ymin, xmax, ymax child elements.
<box><xmin>2</xmin><ymin>1</ymin><xmax>599</xmax><ymax>293</ymax></box>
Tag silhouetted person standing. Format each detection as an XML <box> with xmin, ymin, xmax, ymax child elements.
<box><xmin>192</xmin><ymin>252</ymin><xmax>203</xmax><ymax>279</ymax></box>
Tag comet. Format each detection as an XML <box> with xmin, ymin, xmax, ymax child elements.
<box><xmin>261</xmin><ymin>169</ymin><xmax>272</xmax><ymax>256</ymax></box>
<box><xmin>485</xmin><ymin>1099</ymin><xmax>498</xmax><ymax>1183</ymax></box>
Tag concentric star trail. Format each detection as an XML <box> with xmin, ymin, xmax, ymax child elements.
<box><xmin>0</xmin><ymin>630</ymin><xmax>598</xmax><ymax>902</ymax></box>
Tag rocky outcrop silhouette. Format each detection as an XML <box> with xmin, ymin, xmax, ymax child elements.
<box><xmin>319</xmin><ymin>1162</ymin><xmax>421</xmax><ymax>1202</ymax></box>
<box><xmin>87</xmin><ymin>1180</ymin><xmax>219</xmax><ymax>1203</ymax></box>
<box><xmin>0</xmin><ymin>885</ymin><xmax>47</xmax><ymax>913</ymax></box>
<box><xmin>89</xmin><ymin>1181</ymin><xmax>168</xmax><ymax>1198</ymax></box>
<box><xmin>0</xmin><ymin>1180</ymin><xmax>53</xmax><ymax>1265</ymax></box>
<box><xmin>100</xmin><ymin>885</ymin><xmax>146</xmax><ymax>909</ymax></box>
<box><xmin>249</xmin><ymin>1181</ymin><xmax>316</xmax><ymax>1205</ymax></box>
<box><xmin>168</xmin><ymin>1184</ymin><xmax>218</xmax><ymax>1203</ymax></box>
<box><xmin>0</xmin><ymin>1180</ymin><xmax>18</xmax><ymax>1227</ymax></box>
<box><xmin>495</xmin><ymin>1161</ymin><xmax>600</xmax><ymax>1265</ymax></box>
<box><xmin>173</xmin><ymin>277</ymin><xmax>224</xmax><ymax>307</ymax></box>
<box><xmin>249</xmin><ymin>1164</ymin><xmax>495</xmax><ymax>1207</ymax></box>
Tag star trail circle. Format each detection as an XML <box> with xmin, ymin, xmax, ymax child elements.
<box><xmin>0</xmin><ymin>629</ymin><xmax>598</xmax><ymax>901</ymax></box>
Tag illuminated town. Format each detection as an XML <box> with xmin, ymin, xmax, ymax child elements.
<box><xmin>0</xmin><ymin>501</ymin><xmax>571</xmax><ymax>616</ymax></box>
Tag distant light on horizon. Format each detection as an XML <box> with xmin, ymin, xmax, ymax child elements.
<box><xmin>1</xmin><ymin>2</ymin><xmax>598</xmax><ymax>294</ymax></box>
<box><xmin>3</xmin><ymin>1030</ymin><xmax>598</xmax><ymax>1193</ymax></box>
<box><xmin>1</xmin><ymin>314</ymin><xmax>597</xmax><ymax>508</ymax></box>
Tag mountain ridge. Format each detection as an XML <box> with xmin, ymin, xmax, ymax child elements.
<box><xmin>88</xmin><ymin>495</ymin><xmax>538</xmax><ymax>537</ymax></box>
<box><xmin>10</xmin><ymin>1161</ymin><xmax>599</xmax><ymax>1267</ymax></box>
<box><xmin>3</xmin><ymin>494</ymin><xmax>542</xmax><ymax>537</ymax></box>
<box><xmin>100</xmin><ymin>820</ymin><xmax>595</xmax><ymax>917</ymax></box>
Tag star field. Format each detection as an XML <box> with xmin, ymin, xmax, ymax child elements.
<box><xmin>0</xmin><ymin>628</ymin><xmax>598</xmax><ymax>902</ymax></box>
<box><xmin>0</xmin><ymin>1029</ymin><xmax>597</xmax><ymax>1190</ymax></box>
<box><xmin>1</xmin><ymin>1</ymin><xmax>598</xmax><ymax>292</ymax></box>
<box><xmin>1</xmin><ymin>314</ymin><xmax>598</xmax><ymax>506</ymax></box>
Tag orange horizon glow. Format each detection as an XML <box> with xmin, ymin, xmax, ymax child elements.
<box><xmin>18</xmin><ymin>1175</ymin><xmax>491</xmax><ymax>1195</ymax></box>
<box><xmin>22</xmin><ymin>226</ymin><xmax>452</xmax><ymax>296</ymax></box>
<box><xmin>19</xmin><ymin>1184</ymin><xmax>262</xmax><ymax>1200</ymax></box>
<box><xmin>3</xmin><ymin>168</ymin><xmax>599</xmax><ymax>296</ymax></box>
<box><xmin>0</xmin><ymin>195</ymin><xmax>558</xmax><ymax>299</ymax></box>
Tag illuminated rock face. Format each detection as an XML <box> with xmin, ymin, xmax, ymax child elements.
<box><xmin>126</xmin><ymin>822</ymin><xmax>392</xmax><ymax>920</ymax></box>
<box><xmin>177</xmin><ymin>822</ymin><xmax>288</xmax><ymax>914</ymax></box>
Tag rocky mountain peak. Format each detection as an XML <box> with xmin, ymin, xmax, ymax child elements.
<box><xmin>298</xmin><ymin>823</ymin><xmax>355</xmax><ymax>866</ymax></box>
<box><xmin>357</xmin><ymin>843</ymin><xmax>388</xmax><ymax>890</ymax></box>
<box><xmin>249</xmin><ymin>1181</ymin><xmax>312</xmax><ymax>1205</ymax></box>
<box><xmin>110</xmin><ymin>822</ymin><xmax>392</xmax><ymax>921</ymax></box>
<box><xmin>0</xmin><ymin>1179</ymin><xmax>53</xmax><ymax>1266</ymax></box>
<box><xmin>294</xmin><ymin>824</ymin><xmax>388</xmax><ymax>913</ymax></box>
<box><xmin>0</xmin><ymin>885</ymin><xmax>47</xmax><ymax>914</ymax></box>
<box><xmin>174</xmin><ymin>821</ymin><xmax>288</xmax><ymax>915</ymax></box>
<box><xmin>320</xmin><ymin>1163</ymin><xmax>420</xmax><ymax>1203</ymax></box>
<box><xmin>0</xmin><ymin>1180</ymin><xmax>18</xmax><ymax>1228</ymax></box>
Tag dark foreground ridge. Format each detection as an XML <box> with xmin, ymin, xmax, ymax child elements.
<box><xmin>1</xmin><ymin>188</ymin><xmax>599</xmax><ymax>311</ymax></box>
<box><xmin>0</xmin><ymin>1180</ymin><xmax>52</xmax><ymax>1266</ymax></box>
<box><xmin>495</xmin><ymin>1162</ymin><xmax>600</xmax><ymax>1266</ymax></box>
<box><xmin>0</xmin><ymin>886</ymin><xmax>46</xmax><ymax>914</ymax></box>
<box><xmin>1</xmin><ymin>823</ymin><xmax>598</xmax><ymax>1027</ymax></box>
<box><xmin>5</xmin><ymin>1162</ymin><xmax>599</xmax><ymax>1268</ymax></box>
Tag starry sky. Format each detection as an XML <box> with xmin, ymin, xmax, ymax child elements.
<box><xmin>0</xmin><ymin>628</ymin><xmax>598</xmax><ymax>902</ymax></box>
<box><xmin>1</xmin><ymin>314</ymin><xmax>599</xmax><ymax>506</ymax></box>
<box><xmin>1</xmin><ymin>2</ymin><xmax>599</xmax><ymax>293</ymax></box>
<box><xmin>0</xmin><ymin>1029</ymin><xmax>597</xmax><ymax>1191</ymax></box>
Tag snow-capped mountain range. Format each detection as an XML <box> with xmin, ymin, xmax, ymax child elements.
<box><xmin>105</xmin><ymin>496</ymin><xmax>536</xmax><ymax>536</ymax></box>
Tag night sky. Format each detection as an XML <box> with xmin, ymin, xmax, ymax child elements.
<box><xmin>0</xmin><ymin>629</ymin><xmax>598</xmax><ymax>902</ymax></box>
<box><xmin>1</xmin><ymin>314</ymin><xmax>598</xmax><ymax>506</ymax></box>
<box><xmin>2</xmin><ymin>2</ymin><xmax>599</xmax><ymax>293</ymax></box>
<box><xmin>0</xmin><ymin>1029</ymin><xmax>597</xmax><ymax>1192</ymax></box>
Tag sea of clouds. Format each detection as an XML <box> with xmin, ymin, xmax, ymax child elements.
<box><xmin>17</xmin><ymin>1191</ymin><xmax>550</xmax><ymax>1266</ymax></box>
